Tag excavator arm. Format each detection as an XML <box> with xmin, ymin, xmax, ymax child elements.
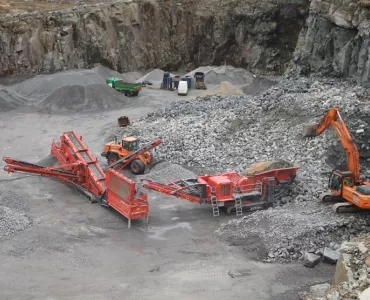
<box><xmin>303</xmin><ymin>107</ymin><xmax>360</xmax><ymax>182</ymax></box>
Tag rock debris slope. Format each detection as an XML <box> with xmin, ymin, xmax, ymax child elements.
<box><xmin>115</xmin><ymin>75</ymin><xmax>370</xmax><ymax>261</ymax></box>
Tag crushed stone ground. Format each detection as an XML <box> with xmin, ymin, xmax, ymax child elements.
<box><xmin>114</xmin><ymin>74</ymin><xmax>370</xmax><ymax>262</ymax></box>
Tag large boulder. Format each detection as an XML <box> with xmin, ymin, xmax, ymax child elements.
<box><xmin>303</xmin><ymin>252</ymin><xmax>321</xmax><ymax>268</ymax></box>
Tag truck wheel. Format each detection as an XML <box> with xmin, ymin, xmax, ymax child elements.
<box><xmin>130</xmin><ymin>159</ymin><xmax>145</xmax><ymax>175</ymax></box>
<box><xmin>107</xmin><ymin>153</ymin><xmax>119</xmax><ymax>165</ymax></box>
<box><xmin>124</xmin><ymin>91</ymin><xmax>128</xmax><ymax>96</ymax></box>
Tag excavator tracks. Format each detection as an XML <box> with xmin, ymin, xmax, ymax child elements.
<box><xmin>332</xmin><ymin>202</ymin><xmax>364</xmax><ymax>213</ymax></box>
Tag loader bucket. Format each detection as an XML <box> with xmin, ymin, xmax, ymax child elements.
<box><xmin>302</xmin><ymin>124</ymin><xmax>317</xmax><ymax>137</ymax></box>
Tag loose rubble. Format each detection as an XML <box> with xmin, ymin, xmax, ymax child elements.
<box><xmin>0</xmin><ymin>206</ymin><xmax>31</xmax><ymax>238</ymax></box>
<box><xmin>0</xmin><ymin>189</ymin><xmax>32</xmax><ymax>238</ymax></box>
<box><xmin>300</xmin><ymin>236</ymin><xmax>370</xmax><ymax>300</ymax></box>
<box><xmin>115</xmin><ymin>75</ymin><xmax>370</xmax><ymax>263</ymax></box>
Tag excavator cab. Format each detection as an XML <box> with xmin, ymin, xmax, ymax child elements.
<box><xmin>329</xmin><ymin>170</ymin><xmax>356</xmax><ymax>195</ymax></box>
<box><xmin>122</xmin><ymin>137</ymin><xmax>138</xmax><ymax>151</ymax></box>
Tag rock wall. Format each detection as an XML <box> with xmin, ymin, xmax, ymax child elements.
<box><xmin>0</xmin><ymin>0</ymin><xmax>309</xmax><ymax>76</ymax></box>
<box><xmin>289</xmin><ymin>0</ymin><xmax>370</xmax><ymax>86</ymax></box>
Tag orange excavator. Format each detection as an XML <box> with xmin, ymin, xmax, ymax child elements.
<box><xmin>303</xmin><ymin>107</ymin><xmax>370</xmax><ymax>213</ymax></box>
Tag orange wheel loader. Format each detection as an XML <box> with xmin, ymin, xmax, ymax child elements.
<box><xmin>101</xmin><ymin>136</ymin><xmax>157</xmax><ymax>175</ymax></box>
<box><xmin>303</xmin><ymin>107</ymin><xmax>370</xmax><ymax>213</ymax></box>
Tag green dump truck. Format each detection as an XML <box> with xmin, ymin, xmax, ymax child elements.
<box><xmin>106</xmin><ymin>77</ymin><xmax>142</xmax><ymax>96</ymax></box>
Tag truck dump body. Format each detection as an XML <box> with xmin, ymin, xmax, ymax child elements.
<box><xmin>106</xmin><ymin>77</ymin><xmax>142</xmax><ymax>96</ymax></box>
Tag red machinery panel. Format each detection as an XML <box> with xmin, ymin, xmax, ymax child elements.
<box><xmin>105</xmin><ymin>169</ymin><xmax>148</xmax><ymax>223</ymax></box>
<box><xmin>3</xmin><ymin>131</ymin><xmax>150</xmax><ymax>228</ymax></box>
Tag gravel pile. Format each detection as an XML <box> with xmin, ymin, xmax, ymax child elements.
<box><xmin>202</xmin><ymin>81</ymin><xmax>244</xmax><ymax>96</ymax></box>
<box><xmin>136</xmin><ymin>161</ymin><xmax>197</xmax><ymax>184</ymax></box>
<box><xmin>0</xmin><ymin>206</ymin><xmax>31</xmax><ymax>238</ymax></box>
<box><xmin>186</xmin><ymin>65</ymin><xmax>254</xmax><ymax>86</ymax></box>
<box><xmin>38</xmin><ymin>83</ymin><xmax>131</xmax><ymax>113</ymax></box>
<box><xmin>217</xmin><ymin>202</ymin><xmax>370</xmax><ymax>263</ymax></box>
<box><xmin>0</xmin><ymin>86</ymin><xmax>29</xmax><ymax>111</ymax></box>
<box><xmin>10</xmin><ymin>69</ymin><xmax>105</xmax><ymax>98</ymax></box>
<box><xmin>115</xmin><ymin>75</ymin><xmax>370</xmax><ymax>262</ymax></box>
<box><xmin>136</xmin><ymin>69</ymin><xmax>174</xmax><ymax>86</ymax></box>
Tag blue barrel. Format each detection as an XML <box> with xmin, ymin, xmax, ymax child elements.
<box><xmin>168</xmin><ymin>77</ymin><xmax>173</xmax><ymax>89</ymax></box>
<box><xmin>161</xmin><ymin>72</ymin><xmax>171</xmax><ymax>89</ymax></box>
<box><xmin>173</xmin><ymin>76</ymin><xmax>180</xmax><ymax>89</ymax></box>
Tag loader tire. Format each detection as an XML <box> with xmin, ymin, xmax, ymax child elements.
<box><xmin>107</xmin><ymin>153</ymin><xmax>119</xmax><ymax>165</ymax></box>
<box><xmin>130</xmin><ymin>159</ymin><xmax>145</xmax><ymax>175</ymax></box>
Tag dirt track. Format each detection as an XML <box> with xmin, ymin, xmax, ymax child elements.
<box><xmin>0</xmin><ymin>82</ymin><xmax>334</xmax><ymax>300</ymax></box>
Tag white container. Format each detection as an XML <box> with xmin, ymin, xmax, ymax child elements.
<box><xmin>178</xmin><ymin>80</ymin><xmax>188</xmax><ymax>96</ymax></box>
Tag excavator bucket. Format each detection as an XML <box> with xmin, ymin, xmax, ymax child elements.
<box><xmin>302</xmin><ymin>124</ymin><xmax>317</xmax><ymax>137</ymax></box>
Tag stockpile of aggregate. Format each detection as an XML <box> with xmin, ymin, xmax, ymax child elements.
<box><xmin>38</xmin><ymin>83</ymin><xmax>131</xmax><ymax>113</ymax></box>
<box><xmin>0</xmin><ymin>86</ymin><xmax>30</xmax><ymax>111</ymax></box>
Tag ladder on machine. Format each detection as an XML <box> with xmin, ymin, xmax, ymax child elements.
<box><xmin>234</xmin><ymin>194</ymin><xmax>243</xmax><ymax>216</ymax></box>
<box><xmin>210</xmin><ymin>187</ymin><xmax>219</xmax><ymax>217</ymax></box>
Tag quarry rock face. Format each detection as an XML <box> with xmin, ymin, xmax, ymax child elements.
<box><xmin>289</xmin><ymin>0</ymin><xmax>370</xmax><ymax>86</ymax></box>
<box><xmin>0</xmin><ymin>0</ymin><xmax>309</xmax><ymax>76</ymax></box>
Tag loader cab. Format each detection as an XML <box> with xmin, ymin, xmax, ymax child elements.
<box><xmin>122</xmin><ymin>137</ymin><xmax>138</xmax><ymax>152</ymax></box>
<box><xmin>329</xmin><ymin>170</ymin><xmax>355</xmax><ymax>194</ymax></box>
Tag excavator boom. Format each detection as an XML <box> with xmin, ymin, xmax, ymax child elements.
<box><xmin>303</xmin><ymin>108</ymin><xmax>360</xmax><ymax>182</ymax></box>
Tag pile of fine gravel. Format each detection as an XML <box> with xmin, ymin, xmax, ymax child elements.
<box><xmin>10</xmin><ymin>69</ymin><xmax>105</xmax><ymax>99</ymax></box>
<box><xmin>186</xmin><ymin>65</ymin><xmax>254</xmax><ymax>86</ymax></box>
<box><xmin>0</xmin><ymin>65</ymin><xmax>138</xmax><ymax>113</ymax></box>
<box><xmin>202</xmin><ymin>81</ymin><xmax>244</xmax><ymax>96</ymax></box>
<box><xmin>0</xmin><ymin>86</ymin><xmax>30</xmax><ymax>112</ymax></box>
<box><xmin>136</xmin><ymin>161</ymin><xmax>197</xmax><ymax>184</ymax></box>
<box><xmin>38</xmin><ymin>83</ymin><xmax>131</xmax><ymax>113</ymax></box>
<box><xmin>136</xmin><ymin>69</ymin><xmax>174</xmax><ymax>86</ymax></box>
